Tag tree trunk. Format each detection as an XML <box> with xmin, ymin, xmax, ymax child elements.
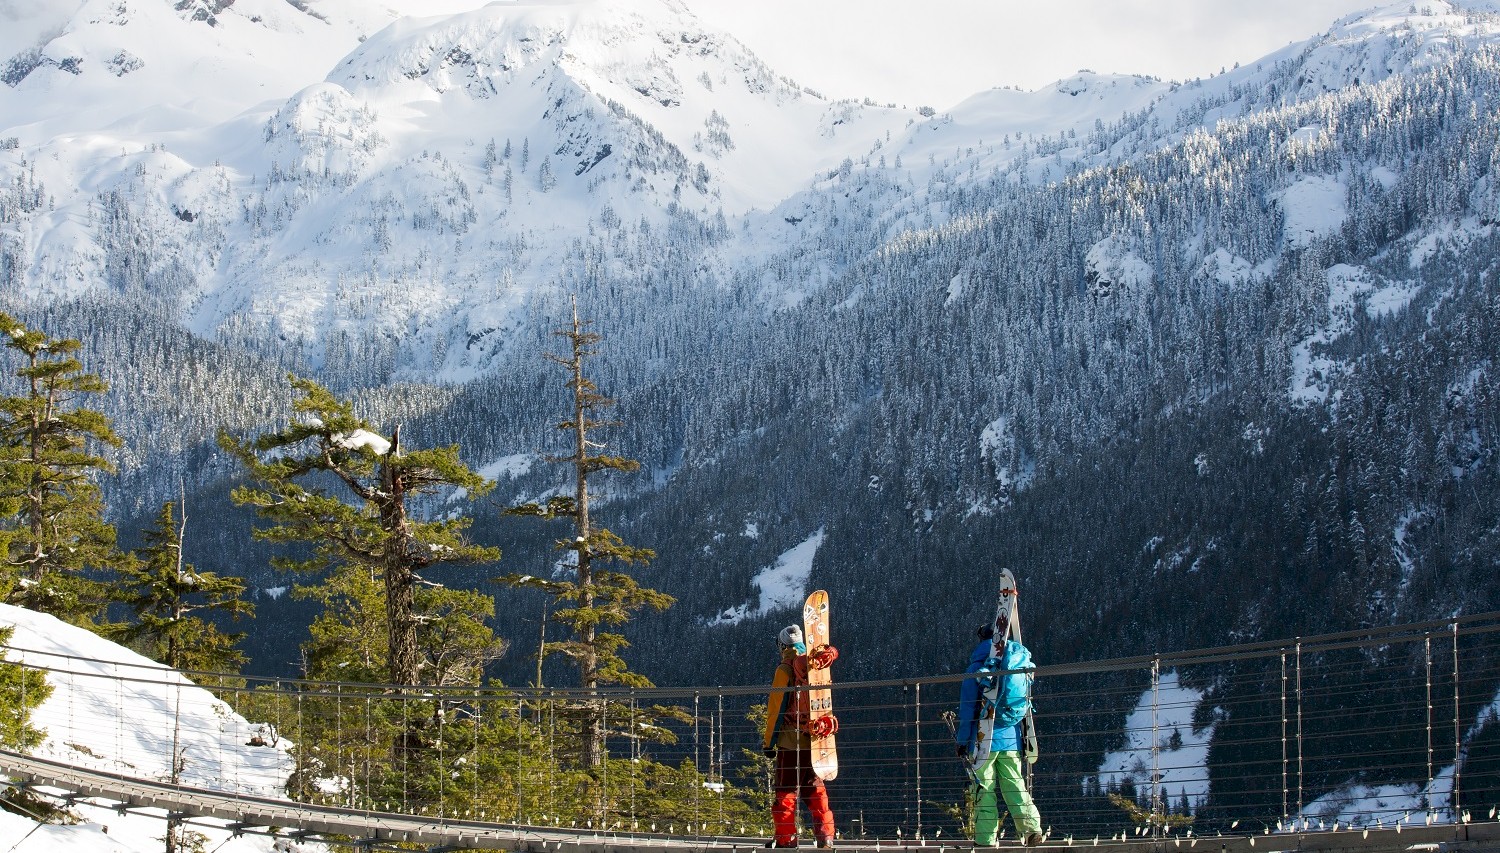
<box><xmin>570</xmin><ymin>303</ymin><xmax>606</xmax><ymax>770</ymax></box>
<box><xmin>381</xmin><ymin>427</ymin><xmax>420</xmax><ymax>688</ymax></box>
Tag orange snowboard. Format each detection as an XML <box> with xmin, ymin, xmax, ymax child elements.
<box><xmin>802</xmin><ymin>589</ymin><xmax>838</xmax><ymax>780</ymax></box>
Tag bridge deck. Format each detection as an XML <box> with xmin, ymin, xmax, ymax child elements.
<box><xmin>2</xmin><ymin>749</ymin><xmax>1495</xmax><ymax>853</ymax></box>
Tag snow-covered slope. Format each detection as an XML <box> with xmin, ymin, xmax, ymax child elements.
<box><xmin>737</xmin><ymin>0</ymin><xmax>1500</xmax><ymax>292</ymax></box>
<box><xmin>0</xmin><ymin>0</ymin><xmax>488</xmax><ymax>138</ymax></box>
<box><xmin>0</xmin><ymin>603</ymin><xmax>318</xmax><ymax>852</ymax></box>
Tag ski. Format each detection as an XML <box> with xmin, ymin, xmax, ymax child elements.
<box><xmin>997</xmin><ymin>569</ymin><xmax>1039</xmax><ymax>776</ymax></box>
<box><xmin>973</xmin><ymin>569</ymin><xmax>1039</xmax><ymax>781</ymax></box>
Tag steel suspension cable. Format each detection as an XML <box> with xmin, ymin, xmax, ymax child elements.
<box><xmin>439</xmin><ymin>690</ymin><xmax>447</xmax><ymax>820</ymax></box>
<box><xmin>519</xmin><ymin>694</ymin><xmax>528</xmax><ymax>824</ymax></box>
<box><xmin>630</xmin><ymin>692</ymin><xmax>638</xmax><ymax>830</ymax></box>
<box><xmin>472</xmin><ymin>692</ymin><xmax>481</xmax><ymax>819</ymax></box>
<box><xmin>400</xmin><ymin>692</ymin><xmax>407</xmax><ymax>813</ymax></box>
<box><xmin>601</xmin><ymin>696</ymin><xmax>608</xmax><ymax>831</ymax></box>
<box><xmin>1426</xmin><ymin>635</ymin><xmax>1435</xmax><ymax>814</ymax></box>
<box><xmin>717</xmin><ymin>692</ymin><xmax>725</xmax><ymax>829</ymax></box>
<box><xmin>364</xmin><ymin>694</ymin><xmax>372</xmax><ymax>812</ymax></box>
<box><xmin>693</xmin><ymin>690</ymin><xmax>701</xmax><ymax>836</ymax></box>
<box><xmin>549</xmin><ymin>690</ymin><xmax>557</xmax><ymax>822</ymax></box>
<box><xmin>296</xmin><ymin>691</ymin><xmax>305</xmax><ymax>803</ymax></box>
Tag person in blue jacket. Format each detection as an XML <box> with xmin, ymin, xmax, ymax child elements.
<box><xmin>954</xmin><ymin>618</ymin><xmax>1043</xmax><ymax>847</ymax></box>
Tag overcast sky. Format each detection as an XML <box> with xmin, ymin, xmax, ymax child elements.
<box><xmin>682</xmin><ymin>0</ymin><xmax>1381</xmax><ymax>110</ymax></box>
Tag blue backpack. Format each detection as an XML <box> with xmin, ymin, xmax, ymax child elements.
<box><xmin>977</xmin><ymin>640</ymin><xmax>1033</xmax><ymax>729</ymax></box>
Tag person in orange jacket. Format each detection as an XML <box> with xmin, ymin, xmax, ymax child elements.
<box><xmin>762</xmin><ymin>625</ymin><xmax>836</xmax><ymax>848</ymax></box>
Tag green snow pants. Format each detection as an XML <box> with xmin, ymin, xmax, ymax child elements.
<box><xmin>971</xmin><ymin>749</ymin><xmax>1041</xmax><ymax>845</ymax></box>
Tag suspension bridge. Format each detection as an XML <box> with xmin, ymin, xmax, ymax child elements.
<box><xmin>2</xmin><ymin>613</ymin><xmax>1500</xmax><ymax>852</ymax></box>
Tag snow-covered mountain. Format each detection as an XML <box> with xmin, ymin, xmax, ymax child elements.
<box><xmin>18</xmin><ymin>1</ymin><xmax>1499</xmax><ymax>381</ymax></box>
<box><xmin>0</xmin><ymin>0</ymin><xmax>487</xmax><ymax>136</ymax></box>
<box><xmin>1</xmin><ymin>0</ymin><xmax>924</xmax><ymax>379</ymax></box>
<box><xmin>0</xmin><ymin>602</ymin><xmax>322</xmax><ymax>852</ymax></box>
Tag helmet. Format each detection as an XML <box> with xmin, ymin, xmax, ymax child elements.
<box><xmin>778</xmin><ymin>625</ymin><xmax>804</xmax><ymax>648</ymax></box>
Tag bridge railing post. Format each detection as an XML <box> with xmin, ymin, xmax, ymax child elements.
<box><xmin>1281</xmin><ymin>649</ymin><xmax>1289</xmax><ymax>824</ymax></box>
<box><xmin>914</xmin><ymin>679</ymin><xmax>923</xmax><ymax>841</ymax></box>
<box><xmin>1295</xmin><ymin>639</ymin><xmax>1304</xmax><ymax>821</ymax></box>
<box><xmin>1150</xmin><ymin>655</ymin><xmax>1160</xmax><ymax>841</ymax></box>
<box><xmin>1452</xmin><ymin>619</ymin><xmax>1462</xmax><ymax>819</ymax></box>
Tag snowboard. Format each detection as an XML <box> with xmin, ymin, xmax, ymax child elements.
<box><xmin>973</xmin><ymin>569</ymin><xmax>1039</xmax><ymax>774</ymax></box>
<box><xmin>802</xmin><ymin>589</ymin><xmax>838</xmax><ymax>780</ymax></box>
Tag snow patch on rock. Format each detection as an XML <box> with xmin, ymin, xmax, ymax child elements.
<box><xmin>707</xmin><ymin>528</ymin><xmax>824</xmax><ymax>626</ymax></box>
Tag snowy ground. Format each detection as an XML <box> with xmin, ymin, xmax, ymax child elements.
<box><xmin>0</xmin><ymin>603</ymin><xmax>326</xmax><ymax>852</ymax></box>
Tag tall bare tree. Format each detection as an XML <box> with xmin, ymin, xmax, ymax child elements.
<box><xmin>501</xmin><ymin>299</ymin><xmax>673</xmax><ymax>768</ymax></box>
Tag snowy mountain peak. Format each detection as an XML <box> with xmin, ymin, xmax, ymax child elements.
<box><xmin>1262</xmin><ymin>0</ymin><xmax>1500</xmax><ymax>102</ymax></box>
<box><xmin>334</xmin><ymin>0</ymin><xmax>746</xmax><ymax>91</ymax></box>
<box><xmin>0</xmin><ymin>0</ymin><xmax>923</xmax><ymax>378</ymax></box>
<box><xmin>310</xmin><ymin>0</ymin><xmax>897</xmax><ymax>214</ymax></box>
<box><xmin>172</xmin><ymin>0</ymin><xmax>236</xmax><ymax>25</ymax></box>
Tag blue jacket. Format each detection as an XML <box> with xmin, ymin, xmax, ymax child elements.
<box><xmin>955</xmin><ymin>637</ymin><xmax>1033</xmax><ymax>758</ymax></box>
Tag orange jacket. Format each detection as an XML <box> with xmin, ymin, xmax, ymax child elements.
<box><xmin>763</xmin><ymin>649</ymin><xmax>811</xmax><ymax>751</ymax></box>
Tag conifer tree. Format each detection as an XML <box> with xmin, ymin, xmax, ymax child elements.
<box><xmin>296</xmin><ymin>560</ymin><xmax>504</xmax><ymax>687</ymax></box>
<box><xmin>500</xmin><ymin>299</ymin><xmax>673</xmax><ymax>769</ymax></box>
<box><xmin>0</xmin><ymin>625</ymin><xmax>49</xmax><ymax>749</ymax></box>
<box><xmin>539</xmin><ymin>156</ymin><xmax>556</xmax><ymax>192</ymax></box>
<box><xmin>110</xmin><ymin>499</ymin><xmax>254</xmax><ymax>673</ymax></box>
<box><xmin>219</xmin><ymin>375</ymin><xmax>500</xmax><ymax>687</ymax></box>
<box><xmin>0</xmin><ymin>312</ymin><xmax>120</xmax><ymax>623</ymax></box>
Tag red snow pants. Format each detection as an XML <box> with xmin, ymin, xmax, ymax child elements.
<box><xmin>772</xmin><ymin>746</ymin><xmax>834</xmax><ymax>845</ymax></box>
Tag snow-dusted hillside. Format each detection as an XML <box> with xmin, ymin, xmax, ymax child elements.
<box><xmin>0</xmin><ymin>603</ymin><xmax>321</xmax><ymax>852</ymax></box>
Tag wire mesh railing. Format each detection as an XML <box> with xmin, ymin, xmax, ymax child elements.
<box><xmin>3</xmin><ymin>612</ymin><xmax>1500</xmax><ymax>846</ymax></box>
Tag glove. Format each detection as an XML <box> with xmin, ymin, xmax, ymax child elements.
<box><xmin>954</xmin><ymin>744</ymin><xmax>968</xmax><ymax>759</ymax></box>
<box><xmin>763</xmin><ymin>746</ymin><xmax>776</xmax><ymax>758</ymax></box>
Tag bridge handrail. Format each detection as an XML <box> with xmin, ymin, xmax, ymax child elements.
<box><xmin>4</xmin><ymin>610</ymin><xmax>1498</xmax><ymax>700</ymax></box>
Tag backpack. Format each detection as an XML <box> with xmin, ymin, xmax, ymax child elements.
<box><xmin>976</xmin><ymin>641</ymin><xmax>1033</xmax><ymax>729</ymax></box>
